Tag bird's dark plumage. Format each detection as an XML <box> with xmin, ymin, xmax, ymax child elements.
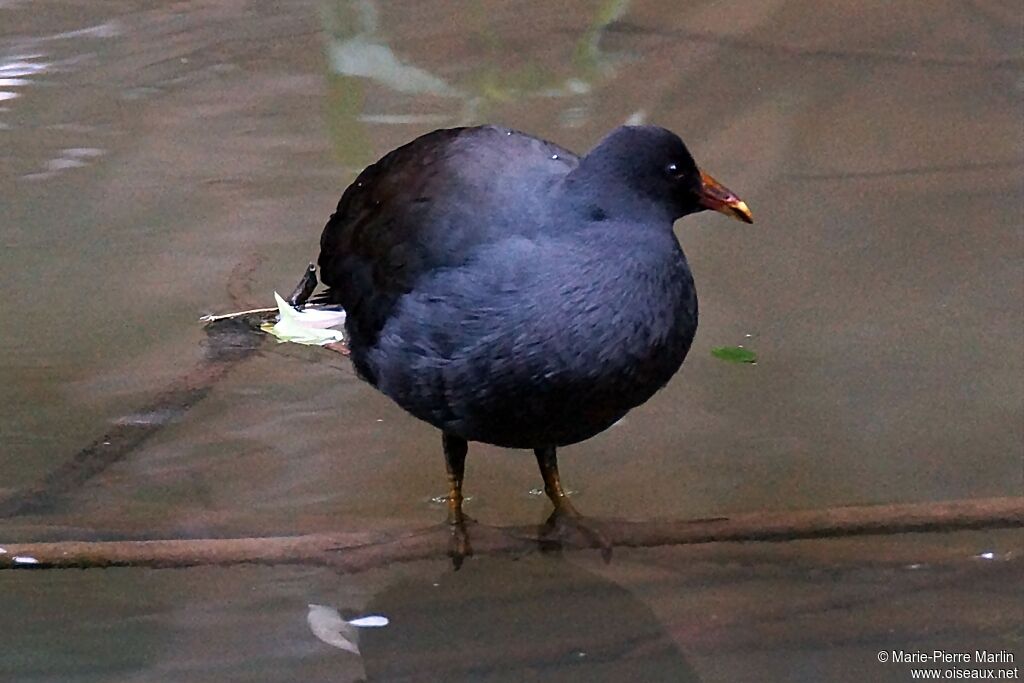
<box><xmin>317</xmin><ymin>125</ymin><xmax>732</xmax><ymax>447</ymax></box>
<box><xmin>315</xmin><ymin>124</ymin><xmax>751</xmax><ymax>556</ymax></box>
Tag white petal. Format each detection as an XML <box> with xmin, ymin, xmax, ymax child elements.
<box><xmin>306</xmin><ymin>604</ymin><xmax>360</xmax><ymax>655</ymax></box>
<box><xmin>288</xmin><ymin>307</ymin><xmax>347</xmax><ymax>329</ymax></box>
<box><xmin>348</xmin><ymin>615</ymin><xmax>389</xmax><ymax>628</ymax></box>
<box><xmin>261</xmin><ymin>293</ymin><xmax>345</xmax><ymax>346</ymax></box>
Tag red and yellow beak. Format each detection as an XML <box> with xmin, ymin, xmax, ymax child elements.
<box><xmin>698</xmin><ymin>171</ymin><xmax>753</xmax><ymax>224</ymax></box>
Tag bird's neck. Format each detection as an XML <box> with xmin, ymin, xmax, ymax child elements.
<box><xmin>557</xmin><ymin>172</ymin><xmax>676</xmax><ymax>226</ymax></box>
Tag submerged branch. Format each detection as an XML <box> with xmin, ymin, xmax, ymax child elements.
<box><xmin>2</xmin><ymin>497</ymin><xmax>1020</xmax><ymax>572</ymax></box>
<box><xmin>0</xmin><ymin>253</ymin><xmax>270</xmax><ymax>519</ymax></box>
<box><xmin>0</xmin><ymin>318</ymin><xmax>263</xmax><ymax>518</ymax></box>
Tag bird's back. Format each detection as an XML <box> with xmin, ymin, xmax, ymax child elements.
<box><xmin>318</xmin><ymin>125</ymin><xmax>577</xmax><ymax>366</ymax></box>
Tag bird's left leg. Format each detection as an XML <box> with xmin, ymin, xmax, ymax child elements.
<box><xmin>534</xmin><ymin>446</ymin><xmax>611</xmax><ymax>562</ymax></box>
<box><xmin>443</xmin><ymin>432</ymin><xmax>472</xmax><ymax>568</ymax></box>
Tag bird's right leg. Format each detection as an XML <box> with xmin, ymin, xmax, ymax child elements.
<box><xmin>443</xmin><ymin>432</ymin><xmax>472</xmax><ymax>567</ymax></box>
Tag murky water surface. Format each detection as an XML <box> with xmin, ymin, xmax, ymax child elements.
<box><xmin>1</xmin><ymin>1</ymin><xmax>1021</xmax><ymax>680</ymax></box>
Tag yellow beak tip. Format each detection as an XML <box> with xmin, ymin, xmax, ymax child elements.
<box><xmin>732</xmin><ymin>200</ymin><xmax>753</xmax><ymax>223</ymax></box>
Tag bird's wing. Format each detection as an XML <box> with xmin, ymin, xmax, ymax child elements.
<box><xmin>317</xmin><ymin>125</ymin><xmax>577</xmax><ymax>346</ymax></box>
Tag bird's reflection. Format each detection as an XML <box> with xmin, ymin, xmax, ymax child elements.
<box><xmin>356</xmin><ymin>553</ymin><xmax>700</xmax><ymax>681</ymax></box>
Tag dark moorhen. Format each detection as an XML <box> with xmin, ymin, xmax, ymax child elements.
<box><xmin>315</xmin><ymin>125</ymin><xmax>752</xmax><ymax>561</ymax></box>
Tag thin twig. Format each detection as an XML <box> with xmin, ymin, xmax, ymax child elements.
<box><xmin>199</xmin><ymin>306</ymin><xmax>278</xmax><ymax>322</ymax></box>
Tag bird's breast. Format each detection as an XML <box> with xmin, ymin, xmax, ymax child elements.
<box><xmin>363</xmin><ymin>229</ymin><xmax>698</xmax><ymax>447</ymax></box>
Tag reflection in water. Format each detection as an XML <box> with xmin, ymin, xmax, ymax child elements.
<box><xmin>0</xmin><ymin>23</ymin><xmax>116</xmax><ymax>179</ymax></box>
<box><xmin>325</xmin><ymin>0</ymin><xmax>461</xmax><ymax>98</ymax></box>
<box><xmin>22</xmin><ymin>146</ymin><xmax>106</xmax><ymax>181</ymax></box>
<box><xmin>320</xmin><ymin>0</ymin><xmax>633</xmax><ymax>166</ymax></box>
<box><xmin>307</xmin><ymin>603</ymin><xmax>389</xmax><ymax>656</ymax></box>
<box><xmin>0</xmin><ymin>57</ymin><xmax>45</xmax><ymax>108</ymax></box>
<box><xmin>358</xmin><ymin>554</ymin><xmax>699</xmax><ymax>682</ymax></box>
<box><xmin>0</xmin><ymin>58</ymin><xmax>49</xmax><ymax>78</ymax></box>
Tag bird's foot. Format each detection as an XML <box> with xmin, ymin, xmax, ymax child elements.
<box><xmin>447</xmin><ymin>516</ymin><xmax>474</xmax><ymax>570</ymax></box>
<box><xmin>540</xmin><ymin>504</ymin><xmax>613</xmax><ymax>563</ymax></box>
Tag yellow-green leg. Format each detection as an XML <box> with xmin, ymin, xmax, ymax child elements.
<box><xmin>534</xmin><ymin>445</ymin><xmax>611</xmax><ymax>562</ymax></box>
<box><xmin>443</xmin><ymin>432</ymin><xmax>472</xmax><ymax>567</ymax></box>
<box><xmin>534</xmin><ymin>445</ymin><xmax>581</xmax><ymax>515</ymax></box>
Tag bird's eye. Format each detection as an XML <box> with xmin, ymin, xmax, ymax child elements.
<box><xmin>665</xmin><ymin>162</ymin><xmax>683</xmax><ymax>179</ymax></box>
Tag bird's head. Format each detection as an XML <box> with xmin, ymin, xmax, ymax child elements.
<box><xmin>574</xmin><ymin>125</ymin><xmax>753</xmax><ymax>224</ymax></box>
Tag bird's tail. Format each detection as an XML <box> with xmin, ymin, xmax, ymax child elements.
<box><xmin>287</xmin><ymin>262</ymin><xmax>319</xmax><ymax>307</ymax></box>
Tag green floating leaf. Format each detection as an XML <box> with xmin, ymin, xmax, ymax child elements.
<box><xmin>711</xmin><ymin>346</ymin><xmax>758</xmax><ymax>364</ymax></box>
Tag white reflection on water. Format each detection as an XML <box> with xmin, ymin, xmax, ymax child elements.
<box><xmin>0</xmin><ymin>58</ymin><xmax>49</xmax><ymax>77</ymax></box>
<box><xmin>0</xmin><ymin>24</ymin><xmax>117</xmax><ymax>172</ymax></box>
<box><xmin>21</xmin><ymin>146</ymin><xmax>107</xmax><ymax>181</ymax></box>
<box><xmin>0</xmin><ymin>59</ymin><xmax>39</xmax><ymax>104</ymax></box>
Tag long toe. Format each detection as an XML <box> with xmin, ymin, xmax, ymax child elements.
<box><xmin>448</xmin><ymin>519</ymin><xmax>474</xmax><ymax>570</ymax></box>
<box><xmin>541</xmin><ymin>507</ymin><xmax>613</xmax><ymax>563</ymax></box>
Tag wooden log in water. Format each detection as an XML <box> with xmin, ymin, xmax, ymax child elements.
<box><xmin>1</xmin><ymin>496</ymin><xmax>1020</xmax><ymax>572</ymax></box>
